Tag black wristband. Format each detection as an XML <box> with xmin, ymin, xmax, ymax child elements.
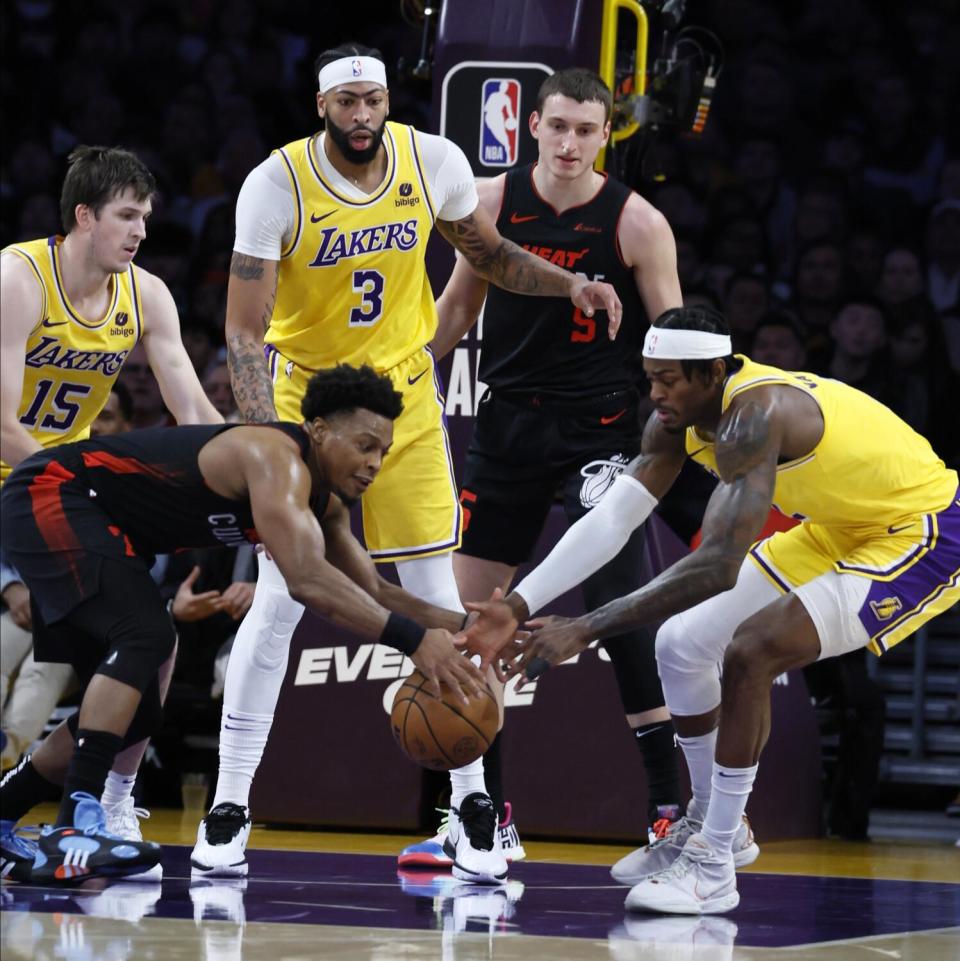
<box><xmin>380</xmin><ymin>612</ymin><xmax>425</xmax><ymax>656</ymax></box>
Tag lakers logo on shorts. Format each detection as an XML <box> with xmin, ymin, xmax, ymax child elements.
<box><xmin>869</xmin><ymin>596</ymin><xmax>903</xmax><ymax>621</ymax></box>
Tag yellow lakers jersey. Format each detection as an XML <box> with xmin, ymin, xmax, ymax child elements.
<box><xmin>267</xmin><ymin>122</ymin><xmax>438</xmax><ymax>373</ymax></box>
<box><xmin>685</xmin><ymin>357</ymin><xmax>958</xmax><ymax>530</ymax></box>
<box><xmin>1</xmin><ymin>236</ymin><xmax>142</xmax><ymax>481</ymax></box>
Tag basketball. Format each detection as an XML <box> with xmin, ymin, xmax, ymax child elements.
<box><xmin>390</xmin><ymin>670</ymin><xmax>498</xmax><ymax>770</ymax></box>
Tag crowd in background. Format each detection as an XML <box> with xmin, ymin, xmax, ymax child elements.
<box><xmin>2</xmin><ymin>0</ymin><xmax>959</xmax><ymax>813</ymax></box>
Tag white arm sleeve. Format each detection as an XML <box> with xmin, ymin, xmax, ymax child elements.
<box><xmin>233</xmin><ymin>154</ymin><xmax>296</xmax><ymax>260</ymax></box>
<box><xmin>416</xmin><ymin>131</ymin><xmax>479</xmax><ymax>222</ymax></box>
<box><xmin>512</xmin><ymin>474</ymin><xmax>658</xmax><ymax>616</ymax></box>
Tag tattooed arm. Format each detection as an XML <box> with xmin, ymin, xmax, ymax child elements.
<box><xmin>502</xmin><ymin>395</ymin><xmax>782</xmax><ymax>678</ymax></box>
<box><xmin>225</xmin><ymin>253</ymin><xmax>280</xmax><ymax>424</ymax></box>
<box><xmin>436</xmin><ymin>206</ymin><xmax>623</xmax><ymax>337</ymax></box>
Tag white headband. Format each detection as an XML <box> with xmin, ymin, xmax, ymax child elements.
<box><xmin>318</xmin><ymin>56</ymin><xmax>387</xmax><ymax>94</ymax></box>
<box><xmin>642</xmin><ymin>327</ymin><xmax>732</xmax><ymax>359</ymax></box>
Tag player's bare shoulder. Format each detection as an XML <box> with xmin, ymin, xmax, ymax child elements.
<box><xmin>715</xmin><ymin>390</ymin><xmax>782</xmax><ymax>482</ymax></box>
<box><xmin>617</xmin><ymin>191</ymin><xmax>675</xmax><ymax>268</ymax></box>
<box><xmin>475</xmin><ymin>174</ymin><xmax>507</xmax><ymax>219</ymax></box>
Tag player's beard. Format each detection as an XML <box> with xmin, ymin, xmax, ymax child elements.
<box><xmin>325</xmin><ymin>115</ymin><xmax>386</xmax><ymax>165</ymax></box>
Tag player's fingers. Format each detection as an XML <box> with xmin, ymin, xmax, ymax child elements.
<box><xmin>524</xmin><ymin>618</ymin><xmax>548</xmax><ymax>630</ymax></box>
<box><xmin>184</xmin><ymin>565</ymin><xmax>202</xmax><ymax>586</ymax></box>
<box><xmin>440</xmin><ymin>664</ymin><xmax>471</xmax><ymax>704</ymax></box>
<box><xmin>425</xmin><ymin>670</ymin><xmax>443</xmax><ymax>700</ymax></box>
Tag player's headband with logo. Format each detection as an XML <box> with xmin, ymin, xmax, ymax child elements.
<box><xmin>319</xmin><ymin>56</ymin><xmax>388</xmax><ymax>93</ymax></box>
<box><xmin>642</xmin><ymin>327</ymin><xmax>732</xmax><ymax>359</ymax></box>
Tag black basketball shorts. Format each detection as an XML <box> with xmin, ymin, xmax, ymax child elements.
<box><xmin>458</xmin><ymin>390</ymin><xmax>643</xmax><ymax>566</ymax></box>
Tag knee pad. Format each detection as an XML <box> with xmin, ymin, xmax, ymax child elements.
<box><xmin>236</xmin><ymin>559</ymin><xmax>304</xmax><ymax>674</ymax></box>
<box><xmin>655</xmin><ymin>614</ymin><xmax>722</xmax><ymax>717</ymax></box>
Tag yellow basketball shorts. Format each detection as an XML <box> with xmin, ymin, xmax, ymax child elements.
<box><xmin>748</xmin><ymin>490</ymin><xmax>960</xmax><ymax>654</ymax></box>
<box><xmin>268</xmin><ymin>345</ymin><xmax>461</xmax><ymax>563</ymax></box>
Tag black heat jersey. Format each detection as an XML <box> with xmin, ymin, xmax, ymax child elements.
<box><xmin>2</xmin><ymin>422</ymin><xmax>327</xmax><ymax>622</ymax></box>
<box><xmin>479</xmin><ymin>164</ymin><xmax>647</xmax><ymax>400</ymax></box>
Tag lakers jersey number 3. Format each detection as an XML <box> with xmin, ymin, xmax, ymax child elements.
<box><xmin>266</xmin><ymin>122</ymin><xmax>438</xmax><ymax>373</ymax></box>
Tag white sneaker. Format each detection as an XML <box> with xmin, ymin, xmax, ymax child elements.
<box><xmin>190</xmin><ymin>803</ymin><xmax>252</xmax><ymax>878</ymax></box>
<box><xmin>611</xmin><ymin>801</ymin><xmax>759</xmax><ymax>885</ymax></box>
<box><xmin>398</xmin><ymin>800</ymin><xmax>525</xmax><ymax>867</ymax></box>
<box><xmin>442</xmin><ymin>793</ymin><xmax>507</xmax><ymax>884</ymax></box>
<box><xmin>102</xmin><ymin>797</ymin><xmax>163</xmax><ymax>882</ymax></box>
<box><xmin>624</xmin><ymin>833</ymin><xmax>739</xmax><ymax>915</ymax></box>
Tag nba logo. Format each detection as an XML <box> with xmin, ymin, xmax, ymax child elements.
<box><xmin>479</xmin><ymin>78</ymin><xmax>520</xmax><ymax>168</ymax></box>
<box><xmin>352</xmin><ymin>59</ymin><xmax>362</xmax><ymax>76</ymax></box>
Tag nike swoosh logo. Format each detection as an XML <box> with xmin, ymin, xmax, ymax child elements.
<box><xmin>634</xmin><ymin>725</ymin><xmax>663</xmax><ymax>739</ymax></box>
<box><xmin>41</xmin><ymin>318</ymin><xmax>69</xmax><ymax>328</ymax></box>
<box><xmin>408</xmin><ymin>369</ymin><xmax>428</xmax><ymax>386</ymax></box>
<box><xmin>887</xmin><ymin>523</ymin><xmax>913</xmax><ymax>535</ymax></box>
<box><xmin>310</xmin><ymin>210</ymin><xmax>335</xmax><ymax>223</ymax></box>
<box><xmin>600</xmin><ymin>408</ymin><xmax>627</xmax><ymax>425</ymax></box>
<box><xmin>510</xmin><ymin>213</ymin><xmax>538</xmax><ymax>224</ymax></box>
<box><xmin>717</xmin><ymin>771</ymin><xmax>737</xmax><ymax>777</ymax></box>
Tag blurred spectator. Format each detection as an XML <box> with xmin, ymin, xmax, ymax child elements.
<box><xmin>118</xmin><ymin>342</ymin><xmax>170</xmax><ymax>429</ymax></box>
<box><xmin>750</xmin><ymin>309</ymin><xmax>808</xmax><ymax>371</ymax></box>
<box><xmin>939</xmin><ymin>305</ymin><xmax>960</xmax><ymax>374</ymax></box>
<box><xmin>877</xmin><ymin>246</ymin><xmax>926</xmax><ymax>307</ymax></box>
<box><xmin>1</xmin><ymin>549</ymin><xmax>74</xmax><ymax>770</ymax></box>
<box><xmin>820</xmin><ymin>298</ymin><xmax>889</xmax><ymax>398</ymax></box>
<box><xmin>925</xmin><ymin>200</ymin><xmax>960</xmax><ymax>311</ymax></box>
<box><xmin>845</xmin><ymin>225</ymin><xmax>886</xmax><ymax>297</ymax></box>
<box><xmin>723</xmin><ymin>272</ymin><xmax>770</xmax><ymax>353</ymax></box>
<box><xmin>884</xmin><ymin>297</ymin><xmax>960</xmax><ymax>464</ymax></box>
<box><xmin>182</xmin><ymin>320</ymin><xmax>221</xmax><ymax>379</ymax></box>
<box><xmin>202</xmin><ymin>362</ymin><xmax>238</xmax><ymax>421</ymax></box>
<box><xmin>792</xmin><ymin>240</ymin><xmax>846</xmax><ymax>337</ymax></box>
<box><xmin>90</xmin><ymin>381</ymin><xmax>135</xmax><ymax>437</ymax></box>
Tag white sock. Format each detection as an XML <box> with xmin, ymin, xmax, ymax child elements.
<box><xmin>701</xmin><ymin>762</ymin><xmax>758</xmax><ymax>856</ymax></box>
<box><xmin>395</xmin><ymin>554</ymin><xmax>487</xmax><ymax>812</ymax></box>
<box><xmin>450</xmin><ymin>756</ymin><xmax>487</xmax><ymax>808</ymax></box>
<box><xmin>212</xmin><ymin>709</ymin><xmax>274</xmax><ymax>811</ymax></box>
<box><xmin>676</xmin><ymin>728</ymin><xmax>718</xmax><ymax>817</ymax></box>
<box><xmin>212</xmin><ymin>553</ymin><xmax>304</xmax><ymax>812</ymax></box>
<box><xmin>101</xmin><ymin>770</ymin><xmax>137</xmax><ymax>808</ymax></box>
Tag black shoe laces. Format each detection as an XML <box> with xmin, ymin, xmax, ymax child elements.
<box><xmin>203</xmin><ymin>803</ymin><xmax>249</xmax><ymax>845</ymax></box>
<box><xmin>459</xmin><ymin>794</ymin><xmax>496</xmax><ymax>852</ymax></box>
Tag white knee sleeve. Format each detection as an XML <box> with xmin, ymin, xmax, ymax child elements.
<box><xmin>655</xmin><ymin>559</ymin><xmax>781</xmax><ymax>716</ymax></box>
<box><xmin>224</xmin><ymin>553</ymin><xmax>305</xmax><ymax>715</ymax></box>
<box><xmin>396</xmin><ymin>553</ymin><xmax>465</xmax><ymax>613</ymax></box>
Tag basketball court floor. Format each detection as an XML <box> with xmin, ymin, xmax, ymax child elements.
<box><xmin>2</xmin><ymin>805</ymin><xmax>957</xmax><ymax>960</ymax></box>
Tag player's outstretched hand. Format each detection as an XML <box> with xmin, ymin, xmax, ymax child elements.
<box><xmin>412</xmin><ymin>628</ymin><xmax>487</xmax><ymax>703</ymax></box>
<box><xmin>455</xmin><ymin>588</ymin><xmax>521</xmax><ymax>673</ymax></box>
<box><xmin>501</xmin><ymin>615</ymin><xmax>592</xmax><ymax>686</ymax></box>
<box><xmin>570</xmin><ymin>278</ymin><xmax>623</xmax><ymax>340</ymax></box>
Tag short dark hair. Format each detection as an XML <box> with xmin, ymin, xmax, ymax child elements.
<box><xmin>651</xmin><ymin>306</ymin><xmax>743</xmax><ymax>381</ymax></box>
<box><xmin>752</xmin><ymin>307</ymin><xmax>805</xmax><ymax>344</ymax></box>
<box><xmin>313</xmin><ymin>42</ymin><xmax>384</xmax><ymax>88</ymax></box>
<box><xmin>301</xmin><ymin>364</ymin><xmax>403</xmax><ymax>422</ymax></box>
<box><xmin>110</xmin><ymin>380</ymin><xmax>135</xmax><ymax>424</ymax></box>
<box><xmin>60</xmin><ymin>146</ymin><xmax>156</xmax><ymax>233</ymax></box>
<box><xmin>536</xmin><ymin>68</ymin><xmax>612</xmax><ymax>121</ymax></box>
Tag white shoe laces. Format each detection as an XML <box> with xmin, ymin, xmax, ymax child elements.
<box><xmin>105</xmin><ymin>797</ymin><xmax>151</xmax><ymax>840</ymax></box>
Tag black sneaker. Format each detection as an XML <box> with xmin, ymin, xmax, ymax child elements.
<box><xmin>31</xmin><ymin>792</ymin><xmax>161</xmax><ymax>884</ymax></box>
<box><xmin>190</xmin><ymin>803</ymin><xmax>251</xmax><ymax>878</ymax></box>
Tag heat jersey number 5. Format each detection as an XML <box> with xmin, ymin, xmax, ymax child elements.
<box><xmin>349</xmin><ymin>269</ymin><xmax>385</xmax><ymax>327</ymax></box>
